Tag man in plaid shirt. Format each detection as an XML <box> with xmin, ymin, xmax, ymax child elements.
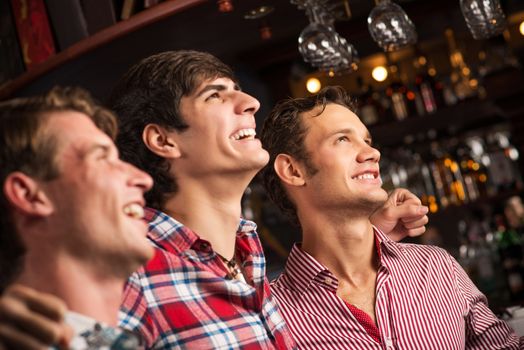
<box><xmin>0</xmin><ymin>51</ymin><xmax>428</xmax><ymax>349</ymax></box>
<box><xmin>108</xmin><ymin>50</ymin><xmax>428</xmax><ymax>349</ymax></box>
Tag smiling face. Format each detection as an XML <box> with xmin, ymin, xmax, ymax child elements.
<box><xmin>175</xmin><ymin>77</ymin><xmax>269</xmax><ymax>178</ymax></box>
<box><xmin>297</xmin><ymin>103</ymin><xmax>388</xmax><ymax>216</ymax></box>
<box><xmin>41</xmin><ymin>111</ymin><xmax>154</xmax><ymax>277</ymax></box>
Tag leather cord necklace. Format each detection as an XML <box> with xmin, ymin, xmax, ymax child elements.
<box><xmin>216</xmin><ymin>252</ymin><xmax>246</xmax><ymax>283</ymax></box>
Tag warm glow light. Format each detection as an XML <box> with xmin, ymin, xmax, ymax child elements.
<box><xmin>372</xmin><ymin>66</ymin><xmax>388</xmax><ymax>82</ymax></box>
<box><xmin>520</xmin><ymin>21</ymin><xmax>524</xmax><ymax>36</ymax></box>
<box><xmin>217</xmin><ymin>0</ymin><xmax>233</xmax><ymax>12</ymax></box>
<box><xmin>306</xmin><ymin>77</ymin><xmax>321</xmax><ymax>93</ymax></box>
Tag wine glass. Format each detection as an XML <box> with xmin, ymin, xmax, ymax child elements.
<box><xmin>367</xmin><ymin>0</ymin><xmax>417</xmax><ymax>52</ymax></box>
<box><xmin>460</xmin><ymin>0</ymin><xmax>506</xmax><ymax>40</ymax></box>
<box><xmin>297</xmin><ymin>3</ymin><xmax>359</xmax><ymax>73</ymax></box>
<box><xmin>298</xmin><ymin>22</ymin><xmax>339</xmax><ymax>65</ymax></box>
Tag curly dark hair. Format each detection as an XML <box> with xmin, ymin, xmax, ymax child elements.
<box><xmin>0</xmin><ymin>86</ymin><xmax>117</xmax><ymax>293</ymax></box>
<box><xmin>260</xmin><ymin>86</ymin><xmax>356</xmax><ymax>226</ymax></box>
<box><xmin>108</xmin><ymin>50</ymin><xmax>236</xmax><ymax>210</ymax></box>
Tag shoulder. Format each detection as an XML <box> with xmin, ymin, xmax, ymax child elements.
<box><xmin>396</xmin><ymin>242</ymin><xmax>453</xmax><ymax>259</ymax></box>
<box><xmin>385</xmin><ymin>241</ymin><xmax>456</xmax><ymax>273</ymax></box>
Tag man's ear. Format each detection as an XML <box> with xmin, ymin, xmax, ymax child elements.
<box><xmin>142</xmin><ymin>123</ymin><xmax>181</xmax><ymax>159</ymax></box>
<box><xmin>3</xmin><ymin>172</ymin><xmax>54</xmax><ymax>217</ymax></box>
<box><xmin>274</xmin><ymin>154</ymin><xmax>306</xmax><ymax>187</ymax></box>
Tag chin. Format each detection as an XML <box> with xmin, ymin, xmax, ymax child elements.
<box><xmin>127</xmin><ymin>246</ymin><xmax>154</xmax><ymax>273</ymax></box>
<box><xmin>252</xmin><ymin>149</ymin><xmax>270</xmax><ymax>167</ymax></box>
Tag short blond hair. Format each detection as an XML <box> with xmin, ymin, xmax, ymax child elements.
<box><xmin>0</xmin><ymin>86</ymin><xmax>118</xmax><ymax>292</ymax></box>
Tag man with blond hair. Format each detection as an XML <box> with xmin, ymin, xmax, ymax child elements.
<box><xmin>0</xmin><ymin>87</ymin><xmax>153</xmax><ymax>349</ymax></box>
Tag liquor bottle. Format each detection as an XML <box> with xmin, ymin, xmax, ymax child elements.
<box><xmin>385</xmin><ymin>64</ymin><xmax>409</xmax><ymax>121</ymax></box>
<box><xmin>413</xmin><ymin>54</ymin><xmax>438</xmax><ymax>114</ymax></box>
<box><xmin>428</xmin><ymin>141</ymin><xmax>468</xmax><ymax>208</ymax></box>
<box><xmin>401</xmin><ymin>71</ymin><xmax>422</xmax><ymax>117</ymax></box>
<box><xmin>412</xmin><ymin>151</ymin><xmax>439</xmax><ymax>212</ymax></box>
<box><xmin>485</xmin><ymin>131</ymin><xmax>523</xmax><ymax>193</ymax></box>
<box><xmin>494</xmin><ymin>214</ymin><xmax>524</xmax><ymax>303</ymax></box>
<box><xmin>356</xmin><ymin>76</ymin><xmax>381</xmax><ymax>126</ymax></box>
<box><xmin>505</xmin><ymin>196</ymin><xmax>524</xmax><ymax>235</ymax></box>
<box><xmin>455</xmin><ymin>138</ymin><xmax>492</xmax><ymax>201</ymax></box>
<box><xmin>444</xmin><ymin>28</ymin><xmax>478</xmax><ymax>101</ymax></box>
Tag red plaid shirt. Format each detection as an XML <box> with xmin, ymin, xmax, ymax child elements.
<box><xmin>118</xmin><ymin>208</ymin><xmax>295</xmax><ymax>349</ymax></box>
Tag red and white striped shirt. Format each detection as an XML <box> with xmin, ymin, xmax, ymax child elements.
<box><xmin>271</xmin><ymin>227</ymin><xmax>521</xmax><ymax>349</ymax></box>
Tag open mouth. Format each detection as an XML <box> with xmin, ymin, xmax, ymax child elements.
<box><xmin>351</xmin><ymin>171</ymin><xmax>379</xmax><ymax>180</ymax></box>
<box><xmin>123</xmin><ymin>203</ymin><xmax>145</xmax><ymax>219</ymax></box>
<box><xmin>230</xmin><ymin>128</ymin><xmax>256</xmax><ymax>141</ymax></box>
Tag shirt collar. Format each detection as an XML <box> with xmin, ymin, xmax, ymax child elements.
<box><xmin>145</xmin><ymin>207</ymin><xmax>258</xmax><ymax>253</ymax></box>
<box><xmin>373</xmin><ymin>225</ymin><xmax>405</xmax><ymax>258</ymax></box>
<box><xmin>283</xmin><ymin>226</ymin><xmax>404</xmax><ymax>292</ymax></box>
<box><xmin>283</xmin><ymin>244</ymin><xmax>337</xmax><ymax>292</ymax></box>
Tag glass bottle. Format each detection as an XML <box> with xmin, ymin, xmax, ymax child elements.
<box><xmin>385</xmin><ymin>64</ymin><xmax>409</xmax><ymax>121</ymax></box>
<box><xmin>356</xmin><ymin>76</ymin><xmax>381</xmax><ymax>127</ymax></box>
<box><xmin>413</xmin><ymin>53</ymin><xmax>438</xmax><ymax>114</ymax></box>
<box><xmin>494</xmin><ymin>214</ymin><xmax>524</xmax><ymax>303</ymax></box>
<box><xmin>444</xmin><ymin>28</ymin><xmax>478</xmax><ymax>101</ymax></box>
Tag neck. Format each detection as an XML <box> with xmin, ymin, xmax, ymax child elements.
<box><xmin>300</xmin><ymin>209</ymin><xmax>378</xmax><ymax>281</ymax></box>
<box><xmin>162</xmin><ymin>173</ymin><xmax>251</xmax><ymax>259</ymax></box>
<box><xmin>17</xmin><ymin>251</ymin><xmax>125</xmax><ymax>326</ymax></box>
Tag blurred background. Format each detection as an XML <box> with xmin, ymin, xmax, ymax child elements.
<box><xmin>2</xmin><ymin>0</ymin><xmax>524</xmax><ymax>314</ymax></box>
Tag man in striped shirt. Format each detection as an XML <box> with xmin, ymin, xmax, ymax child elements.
<box><xmin>260</xmin><ymin>85</ymin><xmax>521</xmax><ymax>349</ymax></box>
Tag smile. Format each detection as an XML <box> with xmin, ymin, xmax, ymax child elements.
<box><xmin>123</xmin><ymin>203</ymin><xmax>145</xmax><ymax>219</ymax></box>
<box><xmin>351</xmin><ymin>171</ymin><xmax>379</xmax><ymax>180</ymax></box>
<box><xmin>230</xmin><ymin>128</ymin><xmax>256</xmax><ymax>141</ymax></box>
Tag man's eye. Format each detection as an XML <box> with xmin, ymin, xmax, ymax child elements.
<box><xmin>206</xmin><ymin>92</ymin><xmax>220</xmax><ymax>101</ymax></box>
<box><xmin>337</xmin><ymin>136</ymin><xmax>349</xmax><ymax>143</ymax></box>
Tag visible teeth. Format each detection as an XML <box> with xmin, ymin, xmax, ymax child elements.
<box><xmin>354</xmin><ymin>173</ymin><xmax>375</xmax><ymax>180</ymax></box>
<box><xmin>124</xmin><ymin>204</ymin><xmax>144</xmax><ymax>219</ymax></box>
<box><xmin>230</xmin><ymin>128</ymin><xmax>256</xmax><ymax>140</ymax></box>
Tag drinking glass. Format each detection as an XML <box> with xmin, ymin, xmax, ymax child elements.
<box><xmin>460</xmin><ymin>0</ymin><xmax>506</xmax><ymax>39</ymax></box>
<box><xmin>367</xmin><ymin>0</ymin><xmax>417</xmax><ymax>52</ymax></box>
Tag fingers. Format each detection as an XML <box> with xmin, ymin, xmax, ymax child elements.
<box><xmin>403</xmin><ymin>226</ymin><xmax>427</xmax><ymax>238</ymax></box>
<box><xmin>386</xmin><ymin>203</ymin><xmax>428</xmax><ymax>221</ymax></box>
<box><xmin>0</xmin><ymin>285</ymin><xmax>67</xmax><ymax>347</ymax></box>
<box><xmin>388</xmin><ymin>188</ymin><xmax>422</xmax><ymax>206</ymax></box>
<box><xmin>402</xmin><ymin>214</ymin><xmax>429</xmax><ymax>229</ymax></box>
<box><xmin>6</xmin><ymin>286</ymin><xmax>66</xmax><ymax>322</ymax></box>
<box><xmin>402</xmin><ymin>218</ymin><xmax>429</xmax><ymax>237</ymax></box>
<box><xmin>0</xmin><ymin>323</ymin><xmax>48</xmax><ymax>350</ymax></box>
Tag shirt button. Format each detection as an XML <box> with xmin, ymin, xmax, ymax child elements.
<box><xmin>324</xmin><ymin>277</ymin><xmax>332</xmax><ymax>285</ymax></box>
<box><xmin>385</xmin><ymin>337</ymin><xmax>393</xmax><ymax>349</ymax></box>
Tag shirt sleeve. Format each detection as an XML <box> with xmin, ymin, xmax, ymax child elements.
<box><xmin>118</xmin><ymin>269</ymin><xmax>158</xmax><ymax>348</ymax></box>
<box><xmin>450</xmin><ymin>255</ymin><xmax>520</xmax><ymax>349</ymax></box>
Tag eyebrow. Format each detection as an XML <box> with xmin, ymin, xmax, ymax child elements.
<box><xmin>82</xmin><ymin>143</ymin><xmax>114</xmax><ymax>159</ymax></box>
<box><xmin>329</xmin><ymin>128</ymin><xmax>373</xmax><ymax>142</ymax></box>
<box><xmin>195</xmin><ymin>83</ymin><xmax>241</xmax><ymax>98</ymax></box>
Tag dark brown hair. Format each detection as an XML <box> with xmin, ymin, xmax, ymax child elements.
<box><xmin>108</xmin><ymin>50</ymin><xmax>236</xmax><ymax>210</ymax></box>
<box><xmin>260</xmin><ymin>86</ymin><xmax>356</xmax><ymax>226</ymax></box>
<box><xmin>0</xmin><ymin>86</ymin><xmax>117</xmax><ymax>292</ymax></box>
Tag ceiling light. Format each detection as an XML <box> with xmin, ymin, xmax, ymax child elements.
<box><xmin>520</xmin><ymin>21</ymin><xmax>524</xmax><ymax>36</ymax></box>
<box><xmin>217</xmin><ymin>0</ymin><xmax>233</xmax><ymax>13</ymax></box>
<box><xmin>372</xmin><ymin>66</ymin><xmax>388</xmax><ymax>82</ymax></box>
<box><xmin>244</xmin><ymin>6</ymin><xmax>274</xmax><ymax>20</ymax></box>
<box><xmin>306</xmin><ymin>77</ymin><xmax>321</xmax><ymax>94</ymax></box>
<box><xmin>259</xmin><ymin>22</ymin><xmax>272</xmax><ymax>40</ymax></box>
